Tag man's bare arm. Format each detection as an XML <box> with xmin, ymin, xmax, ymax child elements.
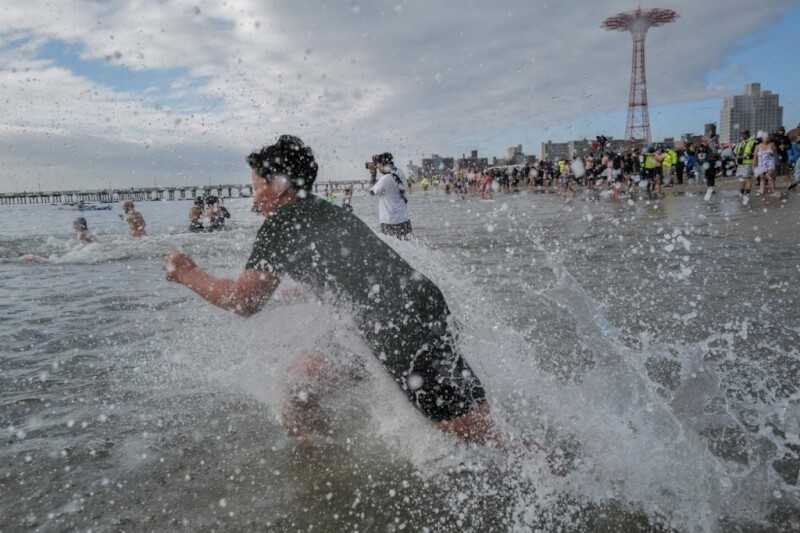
<box><xmin>163</xmin><ymin>251</ymin><xmax>280</xmax><ymax>317</ymax></box>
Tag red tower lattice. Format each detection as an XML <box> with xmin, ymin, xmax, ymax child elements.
<box><xmin>602</xmin><ymin>8</ymin><xmax>679</xmax><ymax>145</ymax></box>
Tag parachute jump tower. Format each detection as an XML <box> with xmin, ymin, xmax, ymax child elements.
<box><xmin>602</xmin><ymin>7</ymin><xmax>679</xmax><ymax>145</ymax></box>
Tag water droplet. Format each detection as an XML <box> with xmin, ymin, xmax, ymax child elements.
<box><xmin>407</xmin><ymin>374</ymin><xmax>424</xmax><ymax>390</ymax></box>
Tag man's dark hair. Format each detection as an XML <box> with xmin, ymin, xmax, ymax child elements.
<box><xmin>247</xmin><ymin>135</ymin><xmax>318</xmax><ymax>193</ymax></box>
<box><xmin>375</xmin><ymin>152</ymin><xmax>394</xmax><ymax>165</ymax></box>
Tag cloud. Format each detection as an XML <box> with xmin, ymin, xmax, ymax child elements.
<box><xmin>0</xmin><ymin>0</ymin><xmax>796</xmax><ymax>192</ymax></box>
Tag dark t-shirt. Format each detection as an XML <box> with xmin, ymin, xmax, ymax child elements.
<box><xmin>246</xmin><ymin>196</ymin><xmax>484</xmax><ymax>421</ymax></box>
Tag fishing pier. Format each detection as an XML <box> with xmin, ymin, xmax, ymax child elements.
<box><xmin>0</xmin><ymin>180</ymin><xmax>368</xmax><ymax>206</ymax></box>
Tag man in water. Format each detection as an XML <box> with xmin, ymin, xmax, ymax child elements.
<box><xmin>73</xmin><ymin>217</ymin><xmax>97</xmax><ymax>243</ymax></box>
<box><xmin>342</xmin><ymin>186</ymin><xmax>353</xmax><ymax>212</ymax></box>
<box><xmin>189</xmin><ymin>197</ymin><xmax>205</xmax><ymax>232</ymax></box>
<box><xmin>204</xmin><ymin>196</ymin><xmax>230</xmax><ymax>232</ymax></box>
<box><xmin>120</xmin><ymin>201</ymin><xmax>147</xmax><ymax>237</ymax></box>
<box><xmin>162</xmin><ymin>135</ymin><xmax>497</xmax><ymax>448</ymax></box>
<box><xmin>369</xmin><ymin>152</ymin><xmax>412</xmax><ymax>239</ymax></box>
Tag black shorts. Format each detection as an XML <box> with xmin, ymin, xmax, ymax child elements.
<box><xmin>402</xmin><ymin>338</ymin><xmax>486</xmax><ymax>422</ymax></box>
<box><xmin>381</xmin><ymin>220</ymin><xmax>412</xmax><ymax>239</ymax></box>
<box><xmin>374</xmin><ymin>294</ymin><xmax>486</xmax><ymax>422</ymax></box>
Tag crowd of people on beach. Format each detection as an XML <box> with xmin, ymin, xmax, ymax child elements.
<box><xmin>411</xmin><ymin>127</ymin><xmax>799</xmax><ymax>203</ymax></box>
<box><xmin>61</xmin><ymin>126</ymin><xmax>800</xmax><ymax>248</ymax></box>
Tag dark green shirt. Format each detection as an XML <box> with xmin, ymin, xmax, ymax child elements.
<box><xmin>246</xmin><ymin>196</ymin><xmax>450</xmax><ymax>378</ymax></box>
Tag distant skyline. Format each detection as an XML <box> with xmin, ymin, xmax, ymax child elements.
<box><xmin>0</xmin><ymin>0</ymin><xmax>798</xmax><ymax>193</ymax></box>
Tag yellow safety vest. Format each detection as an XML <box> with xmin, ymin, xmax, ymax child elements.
<box><xmin>644</xmin><ymin>155</ymin><xmax>656</xmax><ymax>169</ymax></box>
<box><xmin>735</xmin><ymin>139</ymin><xmax>757</xmax><ymax>165</ymax></box>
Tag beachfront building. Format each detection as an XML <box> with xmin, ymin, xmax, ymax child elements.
<box><xmin>492</xmin><ymin>145</ymin><xmax>537</xmax><ymax>166</ymax></box>
<box><xmin>541</xmin><ymin>138</ymin><xmax>629</xmax><ymax>161</ymax></box>
<box><xmin>406</xmin><ymin>160</ymin><xmax>422</xmax><ymax>182</ymax></box>
<box><xmin>541</xmin><ymin>141</ymin><xmax>570</xmax><ymax>161</ymax></box>
<box><xmin>421</xmin><ymin>154</ymin><xmax>455</xmax><ymax>177</ymax></box>
<box><xmin>719</xmin><ymin>83</ymin><xmax>783</xmax><ymax>144</ymax></box>
<box><xmin>457</xmin><ymin>150</ymin><xmax>489</xmax><ymax>172</ymax></box>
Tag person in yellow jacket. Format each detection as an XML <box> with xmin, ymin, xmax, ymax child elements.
<box><xmin>420</xmin><ymin>176</ymin><xmax>430</xmax><ymax>194</ymax></box>
<box><xmin>557</xmin><ymin>159</ymin><xmax>566</xmax><ymax>177</ymax></box>
<box><xmin>734</xmin><ymin>130</ymin><xmax>757</xmax><ymax>200</ymax></box>
<box><xmin>663</xmin><ymin>148</ymin><xmax>677</xmax><ymax>186</ymax></box>
<box><xmin>643</xmin><ymin>147</ymin><xmax>657</xmax><ymax>195</ymax></box>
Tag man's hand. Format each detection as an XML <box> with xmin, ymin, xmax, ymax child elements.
<box><xmin>163</xmin><ymin>251</ymin><xmax>197</xmax><ymax>283</ymax></box>
<box><xmin>161</xmin><ymin>251</ymin><xmax>280</xmax><ymax>317</ymax></box>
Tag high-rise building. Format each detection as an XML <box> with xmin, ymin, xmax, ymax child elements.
<box><xmin>457</xmin><ymin>150</ymin><xmax>489</xmax><ymax>172</ymax></box>
<box><xmin>719</xmin><ymin>83</ymin><xmax>783</xmax><ymax>143</ymax></box>
<box><xmin>406</xmin><ymin>160</ymin><xmax>422</xmax><ymax>181</ymax></box>
<box><xmin>541</xmin><ymin>138</ymin><xmax>628</xmax><ymax>161</ymax></box>
<box><xmin>421</xmin><ymin>154</ymin><xmax>455</xmax><ymax>176</ymax></box>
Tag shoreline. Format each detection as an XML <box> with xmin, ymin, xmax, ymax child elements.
<box><xmin>408</xmin><ymin>175</ymin><xmax>795</xmax><ymax>195</ymax></box>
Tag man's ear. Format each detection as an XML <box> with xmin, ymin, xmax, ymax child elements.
<box><xmin>271</xmin><ymin>176</ymin><xmax>292</xmax><ymax>196</ymax></box>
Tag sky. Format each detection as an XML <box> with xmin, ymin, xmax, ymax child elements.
<box><xmin>0</xmin><ymin>0</ymin><xmax>798</xmax><ymax>193</ymax></box>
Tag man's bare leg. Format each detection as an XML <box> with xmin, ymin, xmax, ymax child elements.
<box><xmin>281</xmin><ymin>352</ymin><xmax>342</xmax><ymax>449</ymax></box>
<box><xmin>434</xmin><ymin>402</ymin><xmax>568</xmax><ymax>475</ymax></box>
<box><xmin>432</xmin><ymin>401</ymin><xmax>498</xmax><ymax>446</ymax></box>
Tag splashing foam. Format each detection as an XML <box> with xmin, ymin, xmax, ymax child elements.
<box><xmin>143</xmin><ymin>232</ymin><xmax>794</xmax><ymax>530</ymax></box>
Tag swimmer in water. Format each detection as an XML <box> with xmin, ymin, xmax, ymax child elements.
<box><xmin>21</xmin><ymin>217</ymin><xmax>96</xmax><ymax>263</ymax></box>
<box><xmin>189</xmin><ymin>197</ymin><xmax>205</xmax><ymax>232</ymax></box>
<box><xmin>73</xmin><ymin>217</ymin><xmax>97</xmax><ymax>244</ymax></box>
<box><xmin>204</xmin><ymin>196</ymin><xmax>230</xmax><ymax>232</ymax></box>
<box><xmin>119</xmin><ymin>201</ymin><xmax>147</xmax><ymax>237</ymax></box>
<box><xmin>342</xmin><ymin>187</ymin><xmax>353</xmax><ymax>212</ymax></box>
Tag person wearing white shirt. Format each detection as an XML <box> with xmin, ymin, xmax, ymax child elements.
<box><xmin>370</xmin><ymin>152</ymin><xmax>412</xmax><ymax>239</ymax></box>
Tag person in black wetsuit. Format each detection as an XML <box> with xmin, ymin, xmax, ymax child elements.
<box><xmin>162</xmin><ymin>135</ymin><xmax>497</xmax><ymax>448</ymax></box>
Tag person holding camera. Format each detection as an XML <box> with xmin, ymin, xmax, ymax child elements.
<box><xmin>369</xmin><ymin>152</ymin><xmax>412</xmax><ymax>240</ymax></box>
<box><xmin>365</xmin><ymin>155</ymin><xmax>379</xmax><ymax>186</ymax></box>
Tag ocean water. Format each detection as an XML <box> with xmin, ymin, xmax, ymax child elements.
<box><xmin>1</xmin><ymin>189</ymin><xmax>799</xmax><ymax>531</ymax></box>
